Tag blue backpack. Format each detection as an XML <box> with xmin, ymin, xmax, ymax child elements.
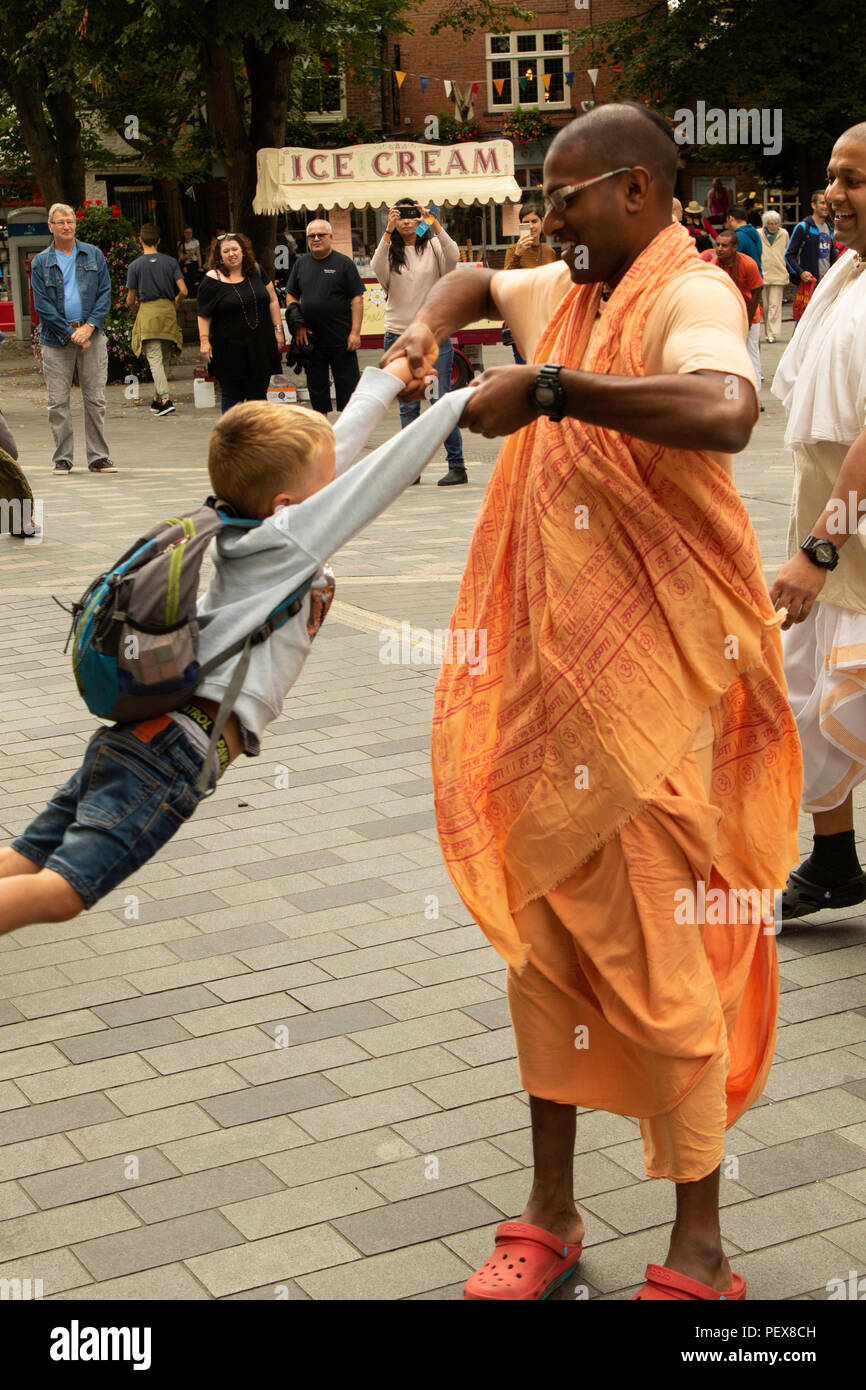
<box><xmin>59</xmin><ymin>497</ymin><xmax>316</xmax><ymax>792</ymax></box>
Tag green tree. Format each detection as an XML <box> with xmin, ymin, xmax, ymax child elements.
<box><xmin>572</xmin><ymin>0</ymin><xmax>866</xmax><ymax>203</ymax></box>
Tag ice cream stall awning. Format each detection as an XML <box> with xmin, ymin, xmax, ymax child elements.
<box><xmin>253</xmin><ymin>140</ymin><xmax>522</xmax><ymax>214</ymax></box>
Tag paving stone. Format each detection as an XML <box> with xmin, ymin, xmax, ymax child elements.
<box><xmin>54</xmin><ymin>1263</ymin><xmax>211</xmax><ymax>1300</ymax></box>
<box><xmin>297</xmin><ymin>1239</ymin><xmax>471</xmax><ymax>1301</ymax></box>
<box><xmin>414</xmin><ymin>1058</ymin><xmax>522</xmax><ymax>1108</ymax></box>
<box><xmin>736</xmin><ymin>1088</ymin><xmax>866</xmax><ymax>1145</ymax></box>
<box><xmin>265</xmin><ymin>1001</ymin><xmax>395</xmax><ymax>1047</ymax></box>
<box><xmin>460</xmin><ymin>998</ymin><xmax>512</xmax><ymax>1029</ymax></box>
<box><xmin>733</xmin><ymin>1234</ymin><xmax>866</xmax><ymax>1300</ymax></box>
<box><xmin>359</xmin><ymin>1139</ymin><xmax>522</xmax><ymax>1203</ymax></box>
<box><xmin>222</xmin><ymin>1173</ymin><xmax>385</xmax><ymax>1239</ymax></box>
<box><xmin>720</xmin><ymin>1182</ymin><xmax>866</xmax><ymax>1251</ymax></box>
<box><xmin>19</xmin><ymin>1149</ymin><xmax>180</xmax><ymax>1209</ymax></box>
<box><xmin>15</xmin><ymin>1054</ymin><xmax>156</xmax><ymax>1105</ymax></box>
<box><xmin>764</xmin><ymin>1048</ymin><xmax>866</xmax><ymax>1101</ymax></box>
<box><xmin>159</xmin><ymin>1116</ymin><xmax>313</xmax><ymax>1174</ymax></box>
<box><xmin>121</xmin><ymin>1159</ymin><xmax>284</xmax><ymax>1225</ymax></box>
<box><xmin>168</xmin><ymin>923</ymin><xmax>290</xmax><ymax>961</ymax></box>
<box><xmin>291</xmin><ymin>1085</ymin><xmax>440</xmax><ymax>1141</ymax></box>
<box><xmin>67</xmin><ymin>1101</ymin><xmax>219</xmax><ymax>1160</ymax></box>
<box><xmin>54</xmin><ymin>1018</ymin><xmax>190</xmax><ymax>1064</ymax></box>
<box><xmin>734</xmin><ymin>1132</ymin><xmax>866</xmax><ymax>1196</ymax></box>
<box><xmin>10</xmin><ymin>979</ymin><xmax>142</xmax><ymax>1021</ymax></box>
<box><xmin>105</xmin><ymin>1063</ymin><xmax>250</xmax><ymax>1115</ymax></box>
<box><xmin>323</xmin><ymin>1045</ymin><xmax>467</xmax><ymax>1098</ymax></box>
<box><xmin>0</xmin><ymin>1248</ymin><xmax>94</xmax><ymax>1297</ymax></box>
<box><xmin>185</xmin><ymin>1223</ymin><xmax>360</xmax><ymax>1297</ymax></box>
<box><xmin>394</xmin><ymin>1097</ymin><xmax>531</xmax><ymax>1151</ymax></box>
<box><xmin>0</xmin><ymin>1135</ymin><xmax>82</xmax><ymax>1183</ymax></box>
<box><xmin>774</xmin><ymin>1012</ymin><xmax>866</xmax><ymax>1059</ymax></box>
<box><xmin>140</xmin><ymin>1026</ymin><xmax>274</xmax><ymax>1076</ymax></box>
<box><xmin>198</xmin><ymin>1074</ymin><xmax>345</xmax><ymax>1128</ymax></box>
<box><xmin>72</xmin><ymin>1210</ymin><xmax>244</xmax><ymax>1281</ymax></box>
<box><xmin>372</xmin><ymin>978</ymin><xmax>502</xmax><ymax>1021</ymax></box>
<box><xmin>173</xmin><ymin>994</ymin><xmax>307</xmax><ymax>1038</ymax></box>
<box><xmin>777</xmin><ymin>976</ymin><xmax>866</xmax><ymax>1023</ymax></box>
<box><xmin>0</xmin><ymin>1180</ymin><xmax>37</xmax><ymax>1219</ymax></box>
<box><xmin>0</xmin><ymin>1091</ymin><xmax>122</xmax><ymax>1146</ymax></box>
<box><xmin>441</xmin><ymin>1029</ymin><xmax>517</xmax><ymax>1067</ymax></box>
<box><xmin>90</xmin><ymin>986</ymin><xmax>223</xmax><ymax>1027</ymax></box>
<box><xmin>0</xmin><ymin>1195</ymin><xmax>140</xmax><ymax>1260</ymax></box>
<box><xmin>0</xmin><ymin>1010</ymin><xmax>108</xmax><ymax>1056</ymax></box>
<box><xmin>260</xmin><ymin>1129</ymin><xmax>418</xmax><ymax>1189</ymax></box>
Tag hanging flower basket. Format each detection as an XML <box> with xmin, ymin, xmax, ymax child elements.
<box><xmin>501</xmin><ymin>106</ymin><xmax>552</xmax><ymax>146</ymax></box>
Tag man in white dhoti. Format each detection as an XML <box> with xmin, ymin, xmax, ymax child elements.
<box><xmin>771</xmin><ymin>122</ymin><xmax>866</xmax><ymax>919</ymax></box>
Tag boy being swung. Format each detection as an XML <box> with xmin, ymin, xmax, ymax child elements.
<box><xmin>0</xmin><ymin>358</ymin><xmax>469</xmax><ymax>932</ymax></box>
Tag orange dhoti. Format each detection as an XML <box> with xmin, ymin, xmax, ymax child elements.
<box><xmin>506</xmin><ymin>751</ymin><xmax>778</xmax><ymax>1182</ymax></box>
<box><xmin>431</xmin><ymin>224</ymin><xmax>802</xmax><ymax>1184</ymax></box>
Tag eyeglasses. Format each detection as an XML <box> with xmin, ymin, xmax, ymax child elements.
<box><xmin>543</xmin><ymin>167</ymin><xmax>632</xmax><ymax>219</ymax></box>
<box><xmin>307</xmin><ymin>232</ymin><xmax>330</xmax><ymax>239</ymax></box>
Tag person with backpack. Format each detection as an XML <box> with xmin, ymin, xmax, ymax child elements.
<box><xmin>785</xmin><ymin>189</ymin><xmax>838</xmax><ymax>326</ymax></box>
<box><xmin>0</xmin><ymin>353</ymin><xmax>475</xmax><ymax>930</ymax></box>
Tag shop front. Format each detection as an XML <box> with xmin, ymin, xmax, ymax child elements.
<box><xmin>254</xmin><ymin>140</ymin><xmax>523</xmax><ymax>377</ymax></box>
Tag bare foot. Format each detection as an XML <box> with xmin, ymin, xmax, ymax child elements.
<box><xmin>519</xmin><ymin>1200</ymin><xmax>585</xmax><ymax>1249</ymax></box>
<box><xmin>663</xmin><ymin>1237</ymin><xmax>732</xmax><ymax>1292</ymax></box>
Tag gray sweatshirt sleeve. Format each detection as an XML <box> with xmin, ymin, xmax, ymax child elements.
<box><xmin>275</xmin><ymin>378</ymin><xmax>473</xmax><ymax>564</ymax></box>
<box><xmin>370</xmin><ymin>237</ymin><xmax>391</xmax><ymax>291</ymax></box>
<box><xmin>332</xmin><ymin>367</ymin><xmax>404</xmax><ymax>478</ymax></box>
<box><xmin>435</xmin><ymin>227</ymin><xmax>460</xmax><ymax>274</ymax></box>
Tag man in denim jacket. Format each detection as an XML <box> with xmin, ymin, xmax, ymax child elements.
<box><xmin>30</xmin><ymin>203</ymin><xmax>116</xmax><ymax>475</ymax></box>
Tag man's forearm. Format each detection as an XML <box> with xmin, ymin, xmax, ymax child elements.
<box><xmin>559</xmin><ymin>368</ymin><xmax>756</xmax><ymax>453</ymax></box>
<box><xmin>350</xmin><ymin>297</ymin><xmax>363</xmax><ymax>334</ymax></box>
<box><xmin>414</xmin><ymin>266</ymin><xmax>497</xmax><ymax>341</ymax></box>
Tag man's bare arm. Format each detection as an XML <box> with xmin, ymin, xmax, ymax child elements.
<box><xmin>460</xmin><ymin>365</ymin><xmax>757</xmax><ymax>454</ymax></box>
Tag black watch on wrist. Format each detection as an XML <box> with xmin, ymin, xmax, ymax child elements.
<box><xmin>530</xmin><ymin>363</ymin><xmax>565</xmax><ymax>422</ymax></box>
<box><xmin>800</xmin><ymin>535</ymin><xmax>839</xmax><ymax>570</ymax></box>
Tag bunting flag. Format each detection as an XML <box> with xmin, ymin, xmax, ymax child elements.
<box><xmin>518</xmin><ymin>75</ymin><xmax>527</xmax><ymax>93</ymax></box>
<box><xmin>612</xmin><ymin>64</ymin><xmax>623</xmax><ymax>76</ymax></box>
<box><xmin>493</xmin><ymin>77</ymin><xmax>505</xmax><ymax>97</ymax></box>
<box><xmin>420</xmin><ymin>75</ymin><xmax>431</xmax><ymax>92</ymax></box>
<box><xmin>471</xmin><ymin>81</ymin><xmax>479</xmax><ymax>96</ymax></box>
<box><xmin>372</xmin><ymin>66</ymin><xmax>381</xmax><ymax>80</ymax></box>
<box><xmin>565</xmin><ymin>71</ymin><xmax>575</xmax><ymax>87</ymax></box>
<box><xmin>541</xmin><ymin>73</ymin><xmax>551</xmax><ymax>94</ymax></box>
<box><xmin>587</xmin><ymin>68</ymin><xmax>599</xmax><ymax>87</ymax></box>
<box><xmin>395</xmin><ymin>70</ymin><xmax>406</xmax><ymax>88</ymax></box>
<box><xmin>444</xmin><ymin>79</ymin><xmax>452</xmax><ymax>98</ymax></box>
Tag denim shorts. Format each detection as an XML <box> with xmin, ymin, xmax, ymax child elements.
<box><xmin>12</xmin><ymin>717</ymin><xmax>215</xmax><ymax>909</ymax></box>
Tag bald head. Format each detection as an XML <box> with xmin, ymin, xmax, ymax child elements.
<box><xmin>549</xmin><ymin>102</ymin><xmax>679</xmax><ymax>196</ymax></box>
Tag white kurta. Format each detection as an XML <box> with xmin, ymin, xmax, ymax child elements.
<box><xmin>773</xmin><ymin>250</ymin><xmax>866</xmax><ymax>811</ymax></box>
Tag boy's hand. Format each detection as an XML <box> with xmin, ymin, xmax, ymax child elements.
<box><xmin>381</xmin><ymin>355</ymin><xmax>416</xmax><ymax>386</ymax></box>
<box><xmin>381</xmin><ymin>321</ymin><xmax>439</xmax><ymax>399</ymax></box>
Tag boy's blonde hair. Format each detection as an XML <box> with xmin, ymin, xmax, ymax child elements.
<box><xmin>208</xmin><ymin>402</ymin><xmax>335</xmax><ymax>517</ymax></box>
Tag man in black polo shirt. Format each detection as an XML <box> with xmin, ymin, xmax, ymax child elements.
<box><xmin>285</xmin><ymin>220</ymin><xmax>365</xmax><ymax>414</ymax></box>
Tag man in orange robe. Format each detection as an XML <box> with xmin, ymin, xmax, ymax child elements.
<box><xmin>383</xmin><ymin>103</ymin><xmax>801</xmax><ymax>1302</ymax></box>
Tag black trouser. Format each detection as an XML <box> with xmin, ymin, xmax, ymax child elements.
<box><xmin>305</xmin><ymin>342</ymin><xmax>360</xmax><ymax>414</ymax></box>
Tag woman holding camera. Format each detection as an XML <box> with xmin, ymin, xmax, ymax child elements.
<box><xmin>371</xmin><ymin>197</ymin><xmax>466</xmax><ymax>485</ymax></box>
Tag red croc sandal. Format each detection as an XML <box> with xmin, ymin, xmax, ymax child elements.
<box><xmin>632</xmin><ymin>1263</ymin><xmax>746</xmax><ymax>1301</ymax></box>
<box><xmin>463</xmin><ymin>1221</ymin><xmax>583</xmax><ymax>1301</ymax></box>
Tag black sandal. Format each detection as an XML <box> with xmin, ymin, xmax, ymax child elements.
<box><xmin>781</xmin><ymin>868</ymin><xmax>866</xmax><ymax>920</ymax></box>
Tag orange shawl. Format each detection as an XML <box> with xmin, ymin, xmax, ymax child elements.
<box><xmin>432</xmin><ymin>223</ymin><xmax>802</xmax><ymax>971</ymax></box>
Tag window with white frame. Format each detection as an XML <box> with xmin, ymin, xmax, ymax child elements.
<box><xmin>486</xmin><ymin>31</ymin><xmax>570</xmax><ymax>112</ymax></box>
<box><xmin>300</xmin><ymin>56</ymin><xmax>347</xmax><ymax>122</ymax></box>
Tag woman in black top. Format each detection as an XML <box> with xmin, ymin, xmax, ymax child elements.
<box><xmin>196</xmin><ymin>233</ymin><xmax>284</xmax><ymax>413</ymax></box>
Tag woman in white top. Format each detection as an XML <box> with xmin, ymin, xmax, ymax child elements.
<box><xmin>759</xmin><ymin>210</ymin><xmax>790</xmax><ymax>343</ymax></box>
<box><xmin>371</xmin><ymin>197</ymin><xmax>466</xmax><ymax>485</ymax></box>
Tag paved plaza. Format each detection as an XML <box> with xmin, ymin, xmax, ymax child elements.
<box><xmin>1</xmin><ymin>329</ymin><xmax>866</xmax><ymax>1302</ymax></box>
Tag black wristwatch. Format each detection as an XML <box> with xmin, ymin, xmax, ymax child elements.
<box><xmin>800</xmin><ymin>535</ymin><xmax>839</xmax><ymax>570</ymax></box>
<box><xmin>530</xmin><ymin>363</ymin><xmax>565</xmax><ymax>422</ymax></box>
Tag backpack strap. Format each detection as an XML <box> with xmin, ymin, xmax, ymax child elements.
<box><xmin>193</xmin><ymin>572</ymin><xmax>318</xmax><ymax>795</ymax></box>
